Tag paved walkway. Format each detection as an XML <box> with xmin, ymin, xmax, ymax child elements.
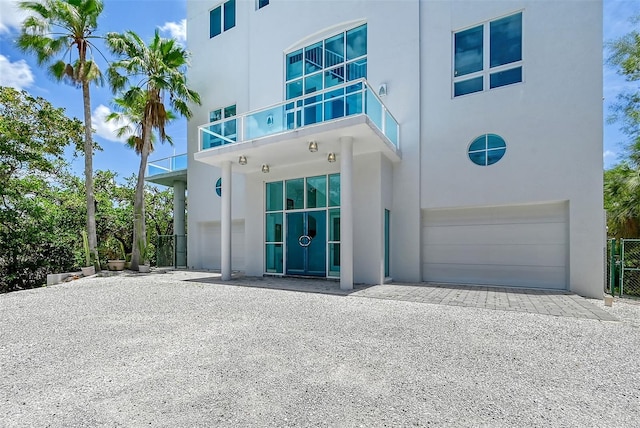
<box><xmin>186</xmin><ymin>273</ymin><xmax>617</xmax><ymax>321</ymax></box>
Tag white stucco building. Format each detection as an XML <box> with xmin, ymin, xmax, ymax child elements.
<box><xmin>148</xmin><ymin>0</ymin><xmax>604</xmax><ymax>297</ymax></box>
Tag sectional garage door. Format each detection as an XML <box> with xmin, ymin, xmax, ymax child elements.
<box><xmin>422</xmin><ymin>202</ymin><xmax>568</xmax><ymax>289</ymax></box>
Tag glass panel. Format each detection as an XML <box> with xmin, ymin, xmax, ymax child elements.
<box><xmin>325</xmin><ymin>33</ymin><xmax>344</xmax><ymax>67</ymax></box>
<box><xmin>223</xmin><ymin>0</ymin><xmax>235</xmax><ymax>31</ymax></box>
<box><xmin>258</xmin><ymin>0</ymin><xmax>269</xmax><ymax>9</ymax></box>
<box><xmin>329</xmin><ymin>174</ymin><xmax>340</xmax><ymax>207</ymax></box>
<box><xmin>223</xmin><ymin>118</ymin><xmax>236</xmax><ymax>140</ymax></box>
<box><xmin>304</xmin><ymin>72</ymin><xmax>323</xmax><ymax>94</ymax></box>
<box><xmin>303</xmin><ymin>104</ymin><xmax>322</xmax><ymax>125</ymax></box>
<box><xmin>215</xmin><ymin>177</ymin><xmax>222</xmax><ymax>197</ymax></box>
<box><xmin>347</xmin><ymin>59</ymin><xmax>367</xmax><ymax>81</ymax></box>
<box><xmin>469</xmin><ymin>151</ymin><xmax>486</xmax><ymax>166</ymax></box>
<box><xmin>265</xmin><ymin>244</ymin><xmax>283</xmax><ymax>273</ymax></box>
<box><xmin>265</xmin><ymin>181</ymin><xmax>283</xmax><ymax>212</ymax></box>
<box><xmin>384</xmin><ymin>110</ymin><xmax>398</xmax><ymax>147</ymax></box>
<box><xmin>210</xmin><ymin>109</ymin><xmax>221</xmax><ymax>122</ymax></box>
<box><xmin>487</xmin><ymin>134</ymin><xmax>506</xmax><ymax>149</ymax></box>
<box><xmin>454</xmin><ymin>77</ymin><xmax>483</xmax><ymax>97</ymax></box>
<box><xmin>171</xmin><ymin>154</ymin><xmax>188</xmax><ymax>171</ymax></box>
<box><xmin>324</xmin><ymin>88</ymin><xmax>344</xmax><ymax>100</ymax></box>
<box><xmin>286</xmin><ymin>79</ymin><xmax>303</xmax><ymax>100</ymax></box>
<box><xmin>365</xmin><ymin>90</ymin><xmax>383</xmax><ymax>130</ymax></box>
<box><xmin>206</xmin><ymin>123</ymin><xmax>223</xmax><ymax>148</ymax></box>
<box><xmin>303</xmin><ymin>94</ymin><xmax>322</xmax><ymax>105</ymax></box>
<box><xmin>489</xmin><ymin>66</ymin><xmax>522</xmax><ymax>89</ymax></box>
<box><xmin>306</xmin><ymin>175</ymin><xmax>327</xmax><ymax>209</ymax></box>
<box><xmin>224</xmin><ymin>105</ymin><xmax>236</xmax><ymax>117</ymax></box>
<box><xmin>454</xmin><ymin>25</ymin><xmax>483</xmax><ymax>77</ymax></box>
<box><xmin>346</xmin><ymin>24</ymin><xmax>367</xmax><ymax>60</ymax></box>
<box><xmin>324</xmin><ymin>97</ymin><xmax>345</xmax><ymax>121</ymax></box>
<box><xmin>469</xmin><ymin>135</ymin><xmax>486</xmax><ymax>152</ymax></box>
<box><xmin>265</xmin><ymin>213</ymin><xmax>283</xmax><ymax>242</ymax></box>
<box><xmin>306</xmin><ymin>211</ymin><xmax>326</xmax><ymax>275</ymax></box>
<box><xmin>329</xmin><ymin>208</ymin><xmax>340</xmax><ymax>241</ymax></box>
<box><xmin>286</xmin><ymin>213</ymin><xmax>304</xmax><ymax>274</ymax></box>
<box><xmin>487</xmin><ymin>148</ymin><xmax>506</xmax><ymax>165</ymax></box>
<box><xmin>490</xmin><ymin>13</ymin><xmax>522</xmax><ymax>68</ymax></box>
<box><xmin>328</xmin><ymin>243</ymin><xmax>340</xmax><ymax>276</ymax></box>
<box><xmin>286</xmin><ymin>49</ymin><xmax>303</xmax><ymax>80</ymax></box>
<box><xmin>325</xmin><ymin>66</ymin><xmax>344</xmax><ymax>88</ymax></box>
<box><xmin>209</xmin><ymin>7</ymin><xmax>221</xmax><ymax>38</ymax></box>
<box><xmin>346</xmin><ymin>93</ymin><xmax>362</xmax><ymax>116</ymax></box>
<box><xmin>285</xmin><ymin>178</ymin><xmax>304</xmax><ymax>210</ymax></box>
<box><xmin>305</xmin><ymin>42</ymin><xmax>323</xmax><ymax>74</ymax></box>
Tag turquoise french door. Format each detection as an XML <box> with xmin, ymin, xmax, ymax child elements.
<box><xmin>286</xmin><ymin>211</ymin><xmax>326</xmax><ymax>276</ymax></box>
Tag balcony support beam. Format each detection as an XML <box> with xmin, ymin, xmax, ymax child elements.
<box><xmin>221</xmin><ymin>161</ymin><xmax>232</xmax><ymax>280</ymax></box>
<box><xmin>340</xmin><ymin>136</ymin><xmax>354</xmax><ymax>290</ymax></box>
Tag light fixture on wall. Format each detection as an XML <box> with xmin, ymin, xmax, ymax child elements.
<box><xmin>378</xmin><ymin>83</ymin><xmax>387</xmax><ymax>97</ymax></box>
<box><xmin>238</xmin><ymin>155</ymin><xmax>247</xmax><ymax>165</ymax></box>
<box><xmin>261</xmin><ymin>164</ymin><xmax>270</xmax><ymax>173</ymax></box>
<box><xmin>327</xmin><ymin>152</ymin><xmax>336</xmax><ymax>163</ymax></box>
<box><xmin>308</xmin><ymin>141</ymin><xmax>318</xmax><ymax>152</ymax></box>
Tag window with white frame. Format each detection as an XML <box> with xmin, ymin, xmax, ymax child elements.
<box><xmin>204</xmin><ymin>104</ymin><xmax>236</xmax><ymax>148</ymax></box>
<box><xmin>210</xmin><ymin>0</ymin><xmax>236</xmax><ymax>39</ymax></box>
<box><xmin>453</xmin><ymin>12</ymin><xmax>522</xmax><ymax>97</ymax></box>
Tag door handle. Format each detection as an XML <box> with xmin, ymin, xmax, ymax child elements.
<box><xmin>298</xmin><ymin>235</ymin><xmax>312</xmax><ymax>247</ymax></box>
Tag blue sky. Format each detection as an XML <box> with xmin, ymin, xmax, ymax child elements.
<box><xmin>0</xmin><ymin>0</ymin><xmax>638</xmax><ymax>180</ymax></box>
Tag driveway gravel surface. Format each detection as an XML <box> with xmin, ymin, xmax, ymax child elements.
<box><xmin>1</xmin><ymin>270</ymin><xmax>639</xmax><ymax>427</ymax></box>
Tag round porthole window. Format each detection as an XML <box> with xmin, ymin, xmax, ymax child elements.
<box><xmin>215</xmin><ymin>177</ymin><xmax>222</xmax><ymax>197</ymax></box>
<box><xmin>468</xmin><ymin>134</ymin><xmax>507</xmax><ymax>166</ymax></box>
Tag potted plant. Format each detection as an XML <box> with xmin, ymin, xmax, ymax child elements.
<box><xmin>138</xmin><ymin>239</ymin><xmax>151</xmax><ymax>273</ymax></box>
<box><xmin>80</xmin><ymin>231</ymin><xmax>95</xmax><ymax>276</ymax></box>
<box><xmin>106</xmin><ymin>238</ymin><xmax>126</xmax><ymax>271</ymax></box>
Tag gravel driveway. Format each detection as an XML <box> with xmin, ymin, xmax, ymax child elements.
<box><xmin>1</xmin><ymin>271</ymin><xmax>639</xmax><ymax>427</ymax></box>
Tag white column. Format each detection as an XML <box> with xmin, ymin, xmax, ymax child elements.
<box><xmin>173</xmin><ymin>180</ymin><xmax>186</xmax><ymax>267</ymax></box>
<box><xmin>340</xmin><ymin>136</ymin><xmax>354</xmax><ymax>290</ymax></box>
<box><xmin>221</xmin><ymin>161</ymin><xmax>232</xmax><ymax>280</ymax></box>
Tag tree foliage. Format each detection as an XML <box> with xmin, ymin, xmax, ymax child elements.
<box><xmin>0</xmin><ymin>86</ymin><xmax>84</xmax><ymax>292</ymax></box>
<box><xmin>106</xmin><ymin>29</ymin><xmax>200</xmax><ymax>270</ymax></box>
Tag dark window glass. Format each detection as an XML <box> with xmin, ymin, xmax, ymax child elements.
<box><xmin>266</xmin><ymin>181</ymin><xmax>283</xmax><ymax>211</ymax></box>
<box><xmin>454</xmin><ymin>76</ymin><xmax>483</xmax><ymax>97</ymax></box>
<box><xmin>347</xmin><ymin>59</ymin><xmax>366</xmax><ymax>81</ymax></box>
<box><xmin>454</xmin><ymin>25</ymin><xmax>483</xmax><ymax>77</ymax></box>
<box><xmin>258</xmin><ymin>0</ymin><xmax>269</xmax><ymax>9</ymax></box>
<box><xmin>215</xmin><ymin>177</ymin><xmax>222</xmax><ymax>197</ymax></box>
<box><xmin>468</xmin><ymin>134</ymin><xmax>506</xmax><ymax>166</ymax></box>
<box><xmin>224</xmin><ymin>105</ymin><xmax>236</xmax><ymax>117</ymax></box>
<box><xmin>285</xmin><ymin>178</ymin><xmax>304</xmax><ymax>210</ymax></box>
<box><xmin>223</xmin><ymin>0</ymin><xmax>236</xmax><ymax>31</ymax></box>
<box><xmin>286</xmin><ymin>79</ymin><xmax>303</xmax><ymax>100</ymax></box>
<box><xmin>305</xmin><ymin>42</ymin><xmax>323</xmax><ymax>74</ymax></box>
<box><xmin>490</xmin><ymin>13</ymin><xmax>522</xmax><ymax>68</ymax></box>
<box><xmin>209</xmin><ymin>7</ymin><xmax>221</xmax><ymax>38</ymax></box>
<box><xmin>487</xmin><ymin>148</ymin><xmax>506</xmax><ymax>165</ymax></box>
<box><xmin>325</xmin><ymin>33</ymin><xmax>344</xmax><ymax>67</ymax></box>
<box><xmin>286</xmin><ymin>49</ymin><xmax>303</xmax><ymax>80</ymax></box>
<box><xmin>490</xmin><ymin>66</ymin><xmax>522</xmax><ymax>89</ymax></box>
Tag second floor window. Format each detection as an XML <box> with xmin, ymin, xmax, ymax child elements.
<box><xmin>453</xmin><ymin>12</ymin><xmax>522</xmax><ymax>97</ymax></box>
<box><xmin>210</xmin><ymin>0</ymin><xmax>236</xmax><ymax>39</ymax></box>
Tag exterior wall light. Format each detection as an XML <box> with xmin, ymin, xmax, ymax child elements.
<box><xmin>308</xmin><ymin>141</ymin><xmax>318</xmax><ymax>152</ymax></box>
<box><xmin>261</xmin><ymin>164</ymin><xmax>270</xmax><ymax>173</ymax></box>
<box><xmin>238</xmin><ymin>155</ymin><xmax>247</xmax><ymax>165</ymax></box>
<box><xmin>327</xmin><ymin>152</ymin><xmax>336</xmax><ymax>163</ymax></box>
<box><xmin>378</xmin><ymin>83</ymin><xmax>387</xmax><ymax>97</ymax></box>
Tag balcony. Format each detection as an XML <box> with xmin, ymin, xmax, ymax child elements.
<box><xmin>145</xmin><ymin>153</ymin><xmax>188</xmax><ymax>187</ymax></box>
<box><xmin>195</xmin><ymin>79</ymin><xmax>400</xmax><ymax>172</ymax></box>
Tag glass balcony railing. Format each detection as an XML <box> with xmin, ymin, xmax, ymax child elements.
<box><xmin>147</xmin><ymin>153</ymin><xmax>188</xmax><ymax>177</ymax></box>
<box><xmin>198</xmin><ymin>78</ymin><xmax>399</xmax><ymax>151</ymax></box>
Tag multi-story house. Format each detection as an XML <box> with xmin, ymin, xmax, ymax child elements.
<box><xmin>148</xmin><ymin>0</ymin><xmax>604</xmax><ymax>297</ymax></box>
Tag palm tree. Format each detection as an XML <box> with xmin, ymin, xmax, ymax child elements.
<box><xmin>106</xmin><ymin>30</ymin><xmax>200</xmax><ymax>270</ymax></box>
<box><xmin>17</xmin><ymin>0</ymin><xmax>104</xmax><ymax>263</ymax></box>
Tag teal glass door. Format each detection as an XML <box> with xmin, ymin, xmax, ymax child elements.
<box><xmin>286</xmin><ymin>211</ymin><xmax>326</xmax><ymax>276</ymax></box>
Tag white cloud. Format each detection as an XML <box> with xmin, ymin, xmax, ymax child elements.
<box><xmin>604</xmin><ymin>150</ymin><xmax>617</xmax><ymax>160</ymax></box>
<box><xmin>0</xmin><ymin>54</ymin><xmax>34</xmax><ymax>90</ymax></box>
<box><xmin>0</xmin><ymin>0</ymin><xmax>33</xmax><ymax>34</ymax></box>
<box><xmin>91</xmin><ymin>104</ymin><xmax>134</xmax><ymax>143</ymax></box>
<box><xmin>159</xmin><ymin>19</ymin><xmax>187</xmax><ymax>43</ymax></box>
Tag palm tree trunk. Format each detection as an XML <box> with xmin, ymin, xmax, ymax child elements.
<box><xmin>81</xmin><ymin>72</ymin><xmax>98</xmax><ymax>268</ymax></box>
<box><xmin>131</xmin><ymin>118</ymin><xmax>151</xmax><ymax>271</ymax></box>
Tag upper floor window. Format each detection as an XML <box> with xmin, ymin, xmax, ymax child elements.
<box><xmin>205</xmin><ymin>104</ymin><xmax>237</xmax><ymax>148</ymax></box>
<box><xmin>210</xmin><ymin>0</ymin><xmax>236</xmax><ymax>38</ymax></box>
<box><xmin>453</xmin><ymin>12</ymin><xmax>522</xmax><ymax>97</ymax></box>
<box><xmin>285</xmin><ymin>24</ymin><xmax>367</xmax><ymax>100</ymax></box>
<box><xmin>257</xmin><ymin>0</ymin><xmax>269</xmax><ymax>9</ymax></box>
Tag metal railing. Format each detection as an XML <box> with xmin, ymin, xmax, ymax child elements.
<box><xmin>607</xmin><ymin>238</ymin><xmax>640</xmax><ymax>297</ymax></box>
<box><xmin>147</xmin><ymin>154</ymin><xmax>188</xmax><ymax>177</ymax></box>
<box><xmin>156</xmin><ymin>234</ymin><xmax>187</xmax><ymax>268</ymax></box>
<box><xmin>198</xmin><ymin>78</ymin><xmax>399</xmax><ymax>151</ymax></box>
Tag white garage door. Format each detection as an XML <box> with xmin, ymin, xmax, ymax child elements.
<box><xmin>422</xmin><ymin>203</ymin><xmax>568</xmax><ymax>289</ymax></box>
<box><xmin>200</xmin><ymin>220</ymin><xmax>245</xmax><ymax>271</ymax></box>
